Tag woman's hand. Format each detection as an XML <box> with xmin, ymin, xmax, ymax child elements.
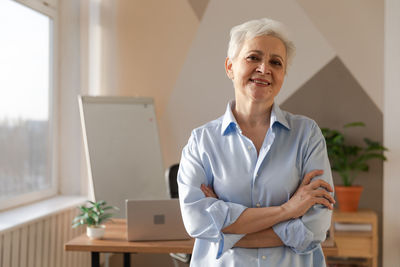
<box><xmin>201</xmin><ymin>184</ymin><xmax>218</xmax><ymax>199</ymax></box>
<box><xmin>282</xmin><ymin>169</ymin><xmax>335</xmax><ymax>219</ymax></box>
<box><xmin>200</xmin><ymin>170</ymin><xmax>334</xmax><ymax>222</ymax></box>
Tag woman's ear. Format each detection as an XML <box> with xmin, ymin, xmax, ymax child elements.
<box><xmin>225</xmin><ymin>57</ymin><xmax>234</xmax><ymax>80</ymax></box>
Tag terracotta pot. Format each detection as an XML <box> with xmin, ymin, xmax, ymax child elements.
<box><xmin>335</xmin><ymin>185</ymin><xmax>363</xmax><ymax>212</ymax></box>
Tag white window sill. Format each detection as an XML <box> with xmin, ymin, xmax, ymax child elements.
<box><xmin>0</xmin><ymin>195</ymin><xmax>87</xmax><ymax>233</ymax></box>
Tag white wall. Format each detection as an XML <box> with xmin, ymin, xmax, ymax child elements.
<box><xmin>58</xmin><ymin>0</ymin><xmax>83</xmax><ymax>195</ymax></box>
<box><xmin>383</xmin><ymin>0</ymin><xmax>400</xmax><ymax>265</ymax></box>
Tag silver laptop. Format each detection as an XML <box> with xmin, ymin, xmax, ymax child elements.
<box><xmin>126</xmin><ymin>199</ymin><xmax>191</xmax><ymax>241</ymax></box>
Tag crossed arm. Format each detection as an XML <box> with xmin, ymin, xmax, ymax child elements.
<box><xmin>179</xmin><ymin>125</ymin><xmax>334</xmax><ymax>254</ymax></box>
<box><xmin>200</xmin><ymin>170</ymin><xmax>335</xmax><ymax>248</ymax></box>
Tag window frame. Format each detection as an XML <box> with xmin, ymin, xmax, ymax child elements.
<box><xmin>0</xmin><ymin>0</ymin><xmax>59</xmax><ymax>210</ymax></box>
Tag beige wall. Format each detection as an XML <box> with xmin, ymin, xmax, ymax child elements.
<box><xmin>113</xmin><ymin>0</ymin><xmax>199</xmax><ymax>168</ymax></box>
<box><xmin>114</xmin><ymin>0</ymin><xmax>198</xmax><ymax>114</ymax></box>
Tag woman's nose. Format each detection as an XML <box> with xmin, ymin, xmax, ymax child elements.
<box><xmin>256</xmin><ymin>62</ymin><xmax>271</xmax><ymax>74</ymax></box>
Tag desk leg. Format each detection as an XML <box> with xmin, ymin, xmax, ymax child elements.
<box><xmin>91</xmin><ymin>252</ymin><xmax>100</xmax><ymax>267</ymax></box>
<box><xmin>123</xmin><ymin>253</ymin><xmax>131</xmax><ymax>267</ymax></box>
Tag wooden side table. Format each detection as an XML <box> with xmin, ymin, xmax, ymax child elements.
<box><xmin>332</xmin><ymin>209</ymin><xmax>378</xmax><ymax>267</ymax></box>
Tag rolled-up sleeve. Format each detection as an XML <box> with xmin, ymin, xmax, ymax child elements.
<box><xmin>273</xmin><ymin>122</ymin><xmax>334</xmax><ymax>254</ymax></box>
<box><xmin>178</xmin><ymin>132</ymin><xmax>247</xmax><ymax>258</ymax></box>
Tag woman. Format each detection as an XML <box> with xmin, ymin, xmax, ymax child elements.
<box><xmin>177</xmin><ymin>18</ymin><xmax>335</xmax><ymax>267</ymax></box>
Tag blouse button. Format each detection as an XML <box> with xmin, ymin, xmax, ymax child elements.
<box><xmin>262</xmin><ymin>256</ymin><xmax>267</xmax><ymax>260</ymax></box>
<box><xmin>256</xmin><ymin>203</ymin><xmax>261</xmax><ymax>207</ymax></box>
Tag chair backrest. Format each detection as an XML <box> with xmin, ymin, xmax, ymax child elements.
<box><xmin>166</xmin><ymin>164</ymin><xmax>180</xmax><ymax>199</ymax></box>
<box><xmin>166</xmin><ymin>163</ymin><xmax>192</xmax><ymax>263</ymax></box>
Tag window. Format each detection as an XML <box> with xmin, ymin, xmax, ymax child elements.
<box><xmin>0</xmin><ymin>0</ymin><xmax>57</xmax><ymax>209</ymax></box>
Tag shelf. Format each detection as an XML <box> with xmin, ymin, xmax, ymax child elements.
<box><xmin>334</xmin><ymin>231</ymin><xmax>372</xmax><ymax>238</ymax></box>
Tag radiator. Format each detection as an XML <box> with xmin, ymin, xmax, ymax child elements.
<box><xmin>0</xmin><ymin>207</ymin><xmax>90</xmax><ymax>267</ymax></box>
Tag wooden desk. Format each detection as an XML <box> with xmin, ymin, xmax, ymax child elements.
<box><xmin>65</xmin><ymin>219</ymin><xmax>338</xmax><ymax>267</ymax></box>
<box><xmin>65</xmin><ymin>219</ymin><xmax>194</xmax><ymax>267</ymax></box>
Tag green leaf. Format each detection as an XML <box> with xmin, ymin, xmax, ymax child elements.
<box><xmin>364</xmin><ymin>138</ymin><xmax>388</xmax><ymax>152</ymax></box>
<box><xmin>322</xmin><ymin>122</ymin><xmax>387</xmax><ymax>186</ymax></box>
<box><xmin>72</xmin><ymin>222</ymin><xmax>83</xmax><ymax>228</ymax></box>
<box><xmin>97</xmin><ymin>200</ymin><xmax>107</xmax><ymax>206</ymax></box>
<box><xmin>360</xmin><ymin>152</ymin><xmax>386</xmax><ymax>162</ymax></box>
<box><xmin>332</xmin><ymin>134</ymin><xmax>344</xmax><ymax>144</ymax></box>
<box><xmin>103</xmin><ymin>206</ymin><xmax>119</xmax><ymax>211</ymax></box>
<box><xmin>73</xmin><ymin>216</ymin><xmax>84</xmax><ymax>223</ymax></box>
<box><xmin>87</xmin><ymin>217</ymin><xmax>96</xmax><ymax>226</ymax></box>
<box><xmin>72</xmin><ymin>200</ymin><xmax>116</xmax><ymax>227</ymax></box>
<box><xmin>344</xmin><ymin>122</ymin><xmax>365</xmax><ymax>128</ymax></box>
<box><xmin>98</xmin><ymin>213</ymin><xmax>114</xmax><ymax>224</ymax></box>
<box><xmin>79</xmin><ymin>206</ymin><xmax>89</xmax><ymax>213</ymax></box>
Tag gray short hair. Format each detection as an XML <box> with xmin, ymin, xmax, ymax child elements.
<box><xmin>227</xmin><ymin>18</ymin><xmax>296</xmax><ymax>69</ymax></box>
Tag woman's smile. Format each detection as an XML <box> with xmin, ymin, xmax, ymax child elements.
<box><xmin>249</xmin><ymin>78</ymin><xmax>271</xmax><ymax>86</ymax></box>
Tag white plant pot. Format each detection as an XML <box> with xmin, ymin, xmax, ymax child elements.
<box><xmin>86</xmin><ymin>225</ymin><xmax>106</xmax><ymax>240</ymax></box>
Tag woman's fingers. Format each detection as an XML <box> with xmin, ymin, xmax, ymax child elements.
<box><xmin>201</xmin><ymin>184</ymin><xmax>218</xmax><ymax>198</ymax></box>
<box><xmin>301</xmin><ymin>169</ymin><xmax>324</xmax><ymax>186</ymax></box>
<box><xmin>312</xmin><ymin>189</ymin><xmax>336</xmax><ymax>204</ymax></box>
<box><xmin>207</xmin><ymin>185</ymin><xmax>218</xmax><ymax>198</ymax></box>
<box><xmin>315</xmin><ymin>197</ymin><xmax>334</xmax><ymax>210</ymax></box>
<box><xmin>200</xmin><ymin>184</ymin><xmax>210</xmax><ymax>196</ymax></box>
<box><xmin>309</xmin><ymin>179</ymin><xmax>334</xmax><ymax>192</ymax></box>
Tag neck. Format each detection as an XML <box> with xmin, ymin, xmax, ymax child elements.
<box><xmin>233</xmin><ymin>100</ymin><xmax>273</xmax><ymax>128</ymax></box>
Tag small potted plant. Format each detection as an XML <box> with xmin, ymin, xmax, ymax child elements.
<box><xmin>72</xmin><ymin>200</ymin><xmax>119</xmax><ymax>239</ymax></box>
<box><xmin>321</xmin><ymin>122</ymin><xmax>387</xmax><ymax>212</ymax></box>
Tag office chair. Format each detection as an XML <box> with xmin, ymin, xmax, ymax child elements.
<box><xmin>165</xmin><ymin>164</ymin><xmax>191</xmax><ymax>266</ymax></box>
<box><xmin>166</xmin><ymin>163</ymin><xmax>180</xmax><ymax>199</ymax></box>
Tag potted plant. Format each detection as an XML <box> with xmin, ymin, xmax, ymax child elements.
<box><xmin>72</xmin><ymin>200</ymin><xmax>119</xmax><ymax>239</ymax></box>
<box><xmin>321</xmin><ymin>122</ymin><xmax>387</xmax><ymax>212</ymax></box>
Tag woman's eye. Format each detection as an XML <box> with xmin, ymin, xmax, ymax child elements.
<box><xmin>246</xmin><ymin>55</ymin><xmax>260</xmax><ymax>61</ymax></box>
<box><xmin>271</xmin><ymin>60</ymin><xmax>282</xmax><ymax>66</ymax></box>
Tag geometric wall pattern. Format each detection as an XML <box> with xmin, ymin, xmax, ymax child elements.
<box><xmin>281</xmin><ymin>57</ymin><xmax>383</xmax><ymax>264</ymax></box>
<box><xmin>187</xmin><ymin>0</ymin><xmax>209</xmax><ymax>20</ymax></box>
<box><xmin>187</xmin><ymin>0</ymin><xmax>384</xmax><ymax>109</ymax></box>
<box><xmin>296</xmin><ymin>0</ymin><xmax>384</xmax><ymax>111</ymax></box>
<box><xmin>162</xmin><ymin>0</ymin><xmax>336</xmax><ymax>162</ymax></box>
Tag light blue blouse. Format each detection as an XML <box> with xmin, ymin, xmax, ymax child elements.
<box><xmin>178</xmin><ymin>101</ymin><xmax>333</xmax><ymax>267</ymax></box>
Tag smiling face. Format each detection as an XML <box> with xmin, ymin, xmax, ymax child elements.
<box><xmin>225</xmin><ymin>35</ymin><xmax>287</xmax><ymax>107</ymax></box>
